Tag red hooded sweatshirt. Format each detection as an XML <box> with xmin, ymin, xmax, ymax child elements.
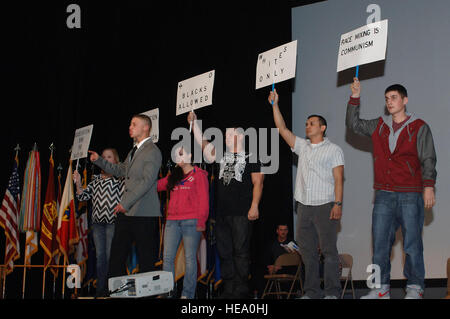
<box><xmin>157</xmin><ymin>166</ymin><xmax>209</xmax><ymax>229</ymax></box>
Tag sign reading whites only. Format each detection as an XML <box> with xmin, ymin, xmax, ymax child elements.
<box><xmin>256</xmin><ymin>40</ymin><xmax>297</xmax><ymax>89</ymax></box>
<box><xmin>176</xmin><ymin>70</ymin><xmax>215</xmax><ymax>116</ymax></box>
<box><xmin>141</xmin><ymin>108</ymin><xmax>159</xmax><ymax>143</ymax></box>
<box><xmin>71</xmin><ymin>124</ymin><xmax>93</xmax><ymax>161</ymax></box>
<box><xmin>337</xmin><ymin>19</ymin><xmax>388</xmax><ymax>72</ymax></box>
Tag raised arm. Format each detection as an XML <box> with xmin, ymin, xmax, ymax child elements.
<box><xmin>345</xmin><ymin>78</ymin><xmax>379</xmax><ymax>137</ymax></box>
<box><xmin>73</xmin><ymin>170</ymin><xmax>93</xmax><ymax>200</ymax></box>
<box><xmin>187</xmin><ymin>111</ymin><xmax>216</xmax><ymax>162</ymax></box>
<box><xmin>268</xmin><ymin>89</ymin><xmax>296</xmax><ymax>149</ymax></box>
<box><xmin>89</xmin><ymin>150</ymin><xmax>126</xmax><ymax>177</ymax></box>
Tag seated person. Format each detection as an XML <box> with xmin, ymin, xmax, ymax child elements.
<box><xmin>265</xmin><ymin>224</ymin><xmax>299</xmax><ymax>276</ymax></box>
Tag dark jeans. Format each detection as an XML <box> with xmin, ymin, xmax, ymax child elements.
<box><xmin>92</xmin><ymin>223</ymin><xmax>115</xmax><ymax>296</ymax></box>
<box><xmin>296</xmin><ymin>202</ymin><xmax>341</xmax><ymax>299</ymax></box>
<box><xmin>216</xmin><ymin>215</ymin><xmax>252</xmax><ymax>299</ymax></box>
<box><xmin>372</xmin><ymin>190</ymin><xmax>425</xmax><ymax>289</ymax></box>
<box><xmin>108</xmin><ymin>214</ymin><xmax>159</xmax><ymax>280</ymax></box>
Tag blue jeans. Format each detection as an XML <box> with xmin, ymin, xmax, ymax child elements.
<box><xmin>372</xmin><ymin>190</ymin><xmax>425</xmax><ymax>289</ymax></box>
<box><xmin>92</xmin><ymin>223</ymin><xmax>115</xmax><ymax>295</ymax></box>
<box><xmin>163</xmin><ymin>219</ymin><xmax>201</xmax><ymax>299</ymax></box>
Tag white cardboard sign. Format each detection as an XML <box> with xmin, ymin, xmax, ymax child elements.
<box><xmin>255</xmin><ymin>40</ymin><xmax>297</xmax><ymax>89</ymax></box>
<box><xmin>71</xmin><ymin>124</ymin><xmax>93</xmax><ymax>160</ymax></box>
<box><xmin>176</xmin><ymin>70</ymin><xmax>215</xmax><ymax>116</ymax></box>
<box><xmin>141</xmin><ymin>108</ymin><xmax>159</xmax><ymax>143</ymax></box>
<box><xmin>337</xmin><ymin>19</ymin><xmax>388</xmax><ymax>72</ymax></box>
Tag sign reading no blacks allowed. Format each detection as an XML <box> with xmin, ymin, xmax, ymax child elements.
<box><xmin>176</xmin><ymin>70</ymin><xmax>215</xmax><ymax>116</ymax></box>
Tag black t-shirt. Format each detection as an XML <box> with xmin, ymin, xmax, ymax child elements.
<box><xmin>215</xmin><ymin>152</ymin><xmax>261</xmax><ymax>216</ymax></box>
<box><xmin>266</xmin><ymin>238</ymin><xmax>291</xmax><ymax>266</ymax></box>
<box><xmin>265</xmin><ymin>238</ymin><xmax>299</xmax><ymax>275</ymax></box>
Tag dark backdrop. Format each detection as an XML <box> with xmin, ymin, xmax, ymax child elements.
<box><xmin>0</xmin><ymin>0</ymin><xmax>310</xmax><ymax>298</ymax></box>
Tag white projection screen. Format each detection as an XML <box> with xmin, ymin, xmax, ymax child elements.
<box><xmin>291</xmin><ymin>0</ymin><xmax>450</xmax><ymax>280</ymax></box>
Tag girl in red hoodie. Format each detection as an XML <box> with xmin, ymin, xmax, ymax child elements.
<box><xmin>157</xmin><ymin>147</ymin><xmax>209</xmax><ymax>299</ymax></box>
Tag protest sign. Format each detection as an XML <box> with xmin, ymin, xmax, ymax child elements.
<box><xmin>176</xmin><ymin>70</ymin><xmax>215</xmax><ymax>116</ymax></box>
<box><xmin>337</xmin><ymin>19</ymin><xmax>388</xmax><ymax>72</ymax></box>
<box><xmin>71</xmin><ymin>124</ymin><xmax>93</xmax><ymax>161</ymax></box>
<box><xmin>141</xmin><ymin>108</ymin><xmax>159</xmax><ymax>143</ymax></box>
<box><xmin>256</xmin><ymin>40</ymin><xmax>297</xmax><ymax>89</ymax></box>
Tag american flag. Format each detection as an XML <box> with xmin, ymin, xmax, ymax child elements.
<box><xmin>0</xmin><ymin>160</ymin><xmax>21</xmax><ymax>275</ymax></box>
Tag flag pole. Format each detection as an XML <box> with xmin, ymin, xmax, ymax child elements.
<box><xmin>53</xmin><ymin>274</ymin><xmax>56</xmax><ymax>299</ymax></box>
<box><xmin>54</xmin><ymin>162</ymin><xmax>62</xmax><ymax>299</ymax></box>
<box><xmin>41</xmin><ymin>142</ymin><xmax>55</xmax><ymax>300</ymax></box>
<box><xmin>22</xmin><ymin>260</ymin><xmax>27</xmax><ymax>299</ymax></box>
<box><xmin>2</xmin><ymin>248</ymin><xmax>6</xmax><ymax>298</ymax></box>
<box><xmin>271</xmin><ymin>61</ymin><xmax>275</xmax><ymax>105</ymax></box>
<box><xmin>355</xmin><ymin>65</ymin><xmax>360</xmax><ymax>78</ymax></box>
<box><xmin>42</xmin><ymin>268</ymin><xmax>46</xmax><ymax>299</ymax></box>
<box><xmin>62</xmin><ymin>255</ymin><xmax>67</xmax><ymax>298</ymax></box>
<box><xmin>22</xmin><ymin>144</ymin><xmax>38</xmax><ymax>298</ymax></box>
<box><xmin>271</xmin><ymin>81</ymin><xmax>275</xmax><ymax>105</ymax></box>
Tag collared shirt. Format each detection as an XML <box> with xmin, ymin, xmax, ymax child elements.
<box><xmin>129</xmin><ymin>136</ymin><xmax>152</xmax><ymax>162</ymax></box>
<box><xmin>135</xmin><ymin>136</ymin><xmax>152</xmax><ymax>150</ymax></box>
<box><xmin>292</xmin><ymin>137</ymin><xmax>344</xmax><ymax>206</ymax></box>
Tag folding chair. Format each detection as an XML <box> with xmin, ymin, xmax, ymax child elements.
<box><xmin>339</xmin><ymin>253</ymin><xmax>355</xmax><ymax>299</ymax></box>
<box><xmin>262</xmin><ymin>252</ymin><xmax>303</xmax><ymax>299</ymax></box>
<box><xmin>444</xmin><ymin>258</ymin><xmax>450</xmax><ymax>299</ymax></box>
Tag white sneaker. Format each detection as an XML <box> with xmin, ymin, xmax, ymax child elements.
<box><xmin>360</xmin><ymin>285</ymin><xmax>390</xmax><ymax>299</ymax></box>
<box><xmin>323</xmin><ymin>295</ymin><xmax>338</xmax><ymax>299</ymax></box>
<box><xmin>404</xmin><ymin>285</ymin><xmax>424</xmax><ymax>299</ymax></box>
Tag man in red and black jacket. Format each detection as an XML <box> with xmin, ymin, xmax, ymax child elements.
<box><xmin>346</xmin><ymin>78</ymin><xmax>437</xmax><ymax>299</ymax></box>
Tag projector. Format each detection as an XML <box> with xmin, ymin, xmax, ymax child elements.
<box><xmin>108</xmin><ymin>271</ymin><xmax>173</xmax><ymax>298</ymax></box>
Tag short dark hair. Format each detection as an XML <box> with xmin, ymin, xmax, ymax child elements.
<box><xmin>307</xmin><ymin>114</ymin><xmax>327</xmax><ymax>137</ymax></box>
<box><xmin>132</xmin><ymin>114</ymin><xmax>152</xmax><ymax>131</ymax></box>
<box><xmin>385</xmin><ymin>84</ymin><xmax>408</xmax><ymax>98</ymax></box>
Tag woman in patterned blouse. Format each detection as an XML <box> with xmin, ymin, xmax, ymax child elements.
<box><xmin>73</xmin><ymin>148</ymin><xmax>124</xmax><ymax>297</ymax></box>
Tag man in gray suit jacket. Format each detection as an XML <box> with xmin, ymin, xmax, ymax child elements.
<box><xmin>89</xmin><ymin>114</ymin><xmax>162</xmax><ymax>284</ymax></box>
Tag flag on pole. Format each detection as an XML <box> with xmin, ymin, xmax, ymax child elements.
<box><xmin>50</xmin><ymin>165</ymin><xmax>63</xmax><ymax>278</ymax></box>
<box><xmin>18</xmin><ymin>146</ymin><xmax>41</xmax><ymax>266</ymax></box>
<box><xmin>40</xmin><ymin>153</ymin><xmax>58</xmax><ymax>272</ymax></box>
<box><xmin>56</xmin><ymin>161</ymin><xmax>79</xmax><ymax>260</ymax></box>
<box><xmin>0</xmin><ymin>156</ymin><xmax>21</xmax><ymax>275</ymax></box>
